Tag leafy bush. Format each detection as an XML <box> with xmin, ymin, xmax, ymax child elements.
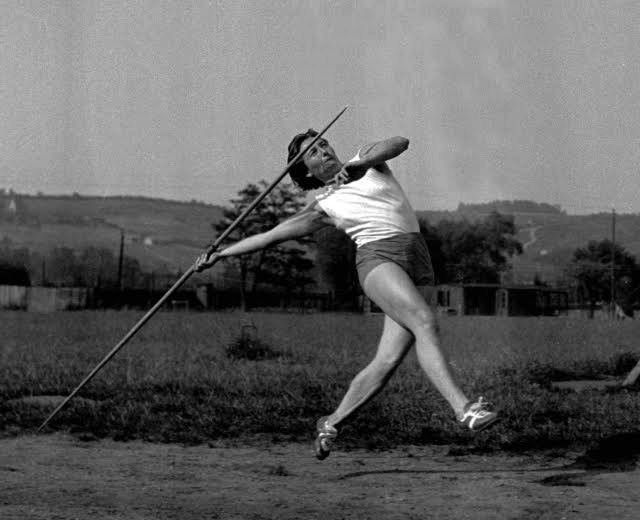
<box><xmin>225</xmin><ymin>325</ymin><xmax>281</xmax><ymax>361</ymax></box>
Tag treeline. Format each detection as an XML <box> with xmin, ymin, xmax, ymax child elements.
<box><xmin>0</xmin><ymin>237</ymin><xmax>158</xmax><ymax>289</ymax></box>
<box><xmin>457</xmin><ymin>200</ymin><xmax>565</xmax><ymax>215</ymax></box>
<box><xmin>0</xmin><ymin>238</ymin><xmax>32</xmax><ymax>285</ymax></box>
<box><xmin>567</xmin><ymin>239</ymin><xmax>640</xmax><ymax>313</ymax></box>
<box><xmin>1</xmin><ymin>182</ymin><xmax>529</xmax><ymax>307</ymax></box>
<box><xmin>420</xmin><ymin>212</ymin><xmax>522</xmax><ymax>284</ymax></box>
<box><xmin>210</xmin><ymin>181</ymin><xmax>525</xmax><ymax>310</ymax></box>
<box><xmin>7</xmin><ymin>183</ymin><xmax>640</xmax><ymax>314</ymax></box>
<box><xmin>314</xmin><ymin>212</ymin><xmax>523</xmax><ymax>298</ymax></box>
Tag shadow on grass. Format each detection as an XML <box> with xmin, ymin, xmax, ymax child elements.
<box><xmin>524</xmin><ymin>351</ymin><xmax>640</xmax><ymax>387</ymax></box>
<box><xmin>338</xmin><ymin>466</ymin><xmax>570</xmax><ymax>481</ymax></box>
<box><xmin>338</xmin><ymin>431</ymin><xmax>640</xmax><ymax>485</ymax></box>
<box><xmin>538</xmin><ymin>431</ymin><xmax>640</xmax><ymax>486</ymax></box>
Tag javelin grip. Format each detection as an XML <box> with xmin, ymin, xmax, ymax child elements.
<box><xmin>37</xmin><ymin>106</ymin><xmax>348</xmax><ymax>432</ymax></box>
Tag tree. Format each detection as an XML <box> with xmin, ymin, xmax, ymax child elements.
<box><xmin>418</xmin><ymin>219</ymin><xmax>446</xmax><ymax>282</ymax></box>
<box><xmin>314</xmin><ymin>226</ymin><xmax>359</xmax><ymax>308</ymax></box>
<box><xmin>261</xmin><ymin>242</ymin><xmax>315</xmax><ymax>299</ymax></box>
<box><xmin>419</xmin><ymin>212</ymin><xmax>523</xmax><ymax>284</ymax></box>
<box><xmin>0</xmin><ymin>262</ymin><xmax>30</xmax><ymax>285</ymax></box>
<box><xmin>47</xmin><ymin>247</ymin><xmax>82</xmax><ymax>286</ymax></box>
<box><xmin>213</xmin><ymin>181</ymin><xmax>314</xmax><ymax>309</ymax></box>
<box><xmin>567</xmin><ymin>239</ymin><xmax>639</xmax><ymax>313</ymax></box>
<box><xmin>77</xmin><ymin>246</ymin><xmax>119</xmax><ymax>287</ymax></box>
<box><xmin>0</xmin><ymin>238</ymin><xmax>32</xmax><ymax>285</ymax></box>
<box><xmin>121</xmin><ymin>256</ymin><xmax>144</xmax><ymax>289</ymax></box>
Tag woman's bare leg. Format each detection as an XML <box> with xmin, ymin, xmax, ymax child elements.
<box><xmin>362</xmin><ymin>262</ymin><xmax>469</xmax><ymax>419</ymax></box>
<box><xmin>326</xmin><ymin>315</ymin><xmax>414</xmax><ymax>427</ymax></box>
<box><xmin>315</xmin><ymin>261</ymin><xmax>496</xmax><ymax>459</ymax></box>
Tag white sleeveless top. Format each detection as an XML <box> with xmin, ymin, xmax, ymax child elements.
<box><xmin>315</xmin><ymin>152</ymin><xmax>420</xmax><ymax>247</ymax></box>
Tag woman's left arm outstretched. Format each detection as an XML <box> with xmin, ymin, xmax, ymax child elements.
<box><xmin>195</xmin><ymin>202</ymin><xmax>331</xmax><ymax>271</ymax></box>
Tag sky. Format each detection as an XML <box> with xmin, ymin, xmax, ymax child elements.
<box><xmin>2</xmin><ymin>0</ymin><xmax>640</xmax><ymax>214</ymax></box>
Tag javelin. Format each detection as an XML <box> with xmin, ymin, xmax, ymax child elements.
<box><xmin>38</xmin><ymin>106</ymin><xmax>349</xmax><ymax>432</ymax></box>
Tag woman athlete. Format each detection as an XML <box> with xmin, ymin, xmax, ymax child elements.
<box><xmin>196</xmin><ymin>130</ymin><xmax>498</xmax><ymax>460</ymax></box>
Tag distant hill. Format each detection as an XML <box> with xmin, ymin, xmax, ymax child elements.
<box><xmin>418</xmin><ymin>201</ymin><xmax>640</xmax><ymax>285</ymax></box>
<box><xmin>2</xmin><ymin>194</ymin><xmax>639</xmax><ymax>286</ymax></box>
<box><xmin>0</xmin><ymin>192</ymin><xmax>223</xmax><ymax>273</ymax></box>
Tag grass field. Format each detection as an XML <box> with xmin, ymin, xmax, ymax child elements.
<box><xmin>2</xmin><ymin>310</ymin><xmax>640</xmax><ymax>451</ymax></box>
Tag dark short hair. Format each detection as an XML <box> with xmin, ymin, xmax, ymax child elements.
<box><xmin>287</xmin><ymin>129</ymin><xmax>325</xmax><ymax>190</ymax></box>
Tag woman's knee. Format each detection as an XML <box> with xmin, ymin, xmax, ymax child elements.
<box><xmin>405</xmin><ymin>306</ymin><xmax>439</xmax><ymax>335</ymax></box>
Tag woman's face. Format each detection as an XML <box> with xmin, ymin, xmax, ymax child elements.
<box><xmin>301</xmin><ymin>137</ymin><xmax>342</xmax><ymax>184</ymax></box>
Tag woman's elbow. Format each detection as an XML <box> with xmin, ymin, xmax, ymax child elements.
<box><xmin>393</xmin><ymin>136</ymin><xmax>410</xmax><ymax>152</ymax></box>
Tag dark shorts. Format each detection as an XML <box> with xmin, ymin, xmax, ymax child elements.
<box><xmin>355</xmin><ymin>232</ymin><xmax>435</xmax><ymax>288</ymax></box>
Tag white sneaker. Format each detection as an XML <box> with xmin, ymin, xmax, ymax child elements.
<box><xmin>459</xmin><ymin>397</ymin><xmax>499</xmax><ymax>432</ymax></box>
<box><xmin>314</xmin><ymin>416</ymin><xmax>338</xmax><ymax>460</ymax></box>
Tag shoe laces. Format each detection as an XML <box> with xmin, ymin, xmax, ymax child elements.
<box><xmin>321</xmin><ymin>428</ymin><xmax>337</xmax><ymax>438</ymax></box>
<box><xmin>318</xmin><ymin>420</ymin><xmax>337</xmax><ymax>437</ymax></box>
<box><xmin>467</xmin><ymin>397</ymin><xmax>493</xmax><ymax>417</ymax></box>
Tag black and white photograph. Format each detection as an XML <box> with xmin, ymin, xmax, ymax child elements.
<box><xmin>2</xmin><ymin>1</ymin><xmax>640</xmax><ymax>518</ymax></box>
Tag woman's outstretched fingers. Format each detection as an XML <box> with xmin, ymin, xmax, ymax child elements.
<box><xmin>195</xmin><ymin>252</ymin><xmax>217</xmax><ymax>272</ymax></box>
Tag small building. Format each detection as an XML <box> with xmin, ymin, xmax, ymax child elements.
<box><xmin>496</xmin><ymin>285</ymin><xmax>569</xmax><ymax>316</ymax></box>
<box><xmin>434</xmin><ymin>284</ymin><xmax>568</xmax><ymax>317</ymax></box>
<box><xmin>435</xmin><ymin>284</ymin><xmax>497</xmax><ymax>316</ymax></box>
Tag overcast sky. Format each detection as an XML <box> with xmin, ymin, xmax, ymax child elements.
<box><xmin>2</xmin><ymin>1</ymin><xmax>640</xmax><ymax>213</ymax></box>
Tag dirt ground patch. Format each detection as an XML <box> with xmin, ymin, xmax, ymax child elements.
<box><xmin>1</xmin><ymin>434</ymin><xmax>639</xmax><ymax>519</ymax></box>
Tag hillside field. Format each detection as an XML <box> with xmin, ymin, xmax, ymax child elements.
<box><xmin>0</xmin><ymin>194</ymin><xmax>223</xmax><ymax>273</ymax></box>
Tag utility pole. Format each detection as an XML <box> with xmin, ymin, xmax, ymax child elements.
<box><xmin>118</xmin><ymin>229</ymin><xmax>125</xmax><ymax>291</ymax></box>
<box><xmin>610</xmin><ymin>208</ymin><xmax>616</xmax><ymax>317</ymax></box>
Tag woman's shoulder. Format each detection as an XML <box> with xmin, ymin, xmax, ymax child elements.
<box><xmin>302</xmin><ymin>199</ymin><xmax>324</xmax><ymax>212</ymax></box>
<box><xmin>315</xmin><ymin>185</ymin><xmax>338</xmax><ymax>203</ymax></box>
